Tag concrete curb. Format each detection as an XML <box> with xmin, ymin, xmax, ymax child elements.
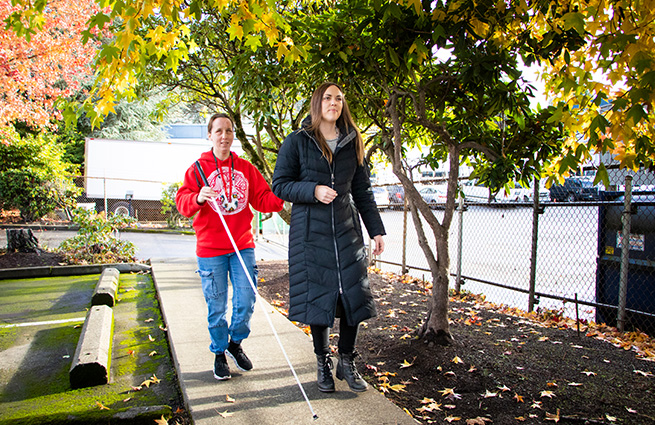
<box><xmin>69</xmin><ymin>304</ymin><xmax>114</xmax><ymax>389</ymax></box>
<box><xmin>0</xmin><ymin>223</ymin><xmax>194</xmax><ymax>235</ymax></box>
<box><xmin>92</xmin><ymin>268</ymin><xmax>120</xmax><ymax>307</ymax></box>
<box><xmin>0</xmin><ymin>263</ymin><xmax>151</xmax><ymax>280</ymax></box>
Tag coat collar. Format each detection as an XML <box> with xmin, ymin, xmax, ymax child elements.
<box><xmin>300</xmin><ymin>115</ymin><xmax>356</xmax><ymax>149</ymax></box>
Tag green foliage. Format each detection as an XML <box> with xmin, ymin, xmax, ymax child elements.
<box><xmin>0</xmin><ymin>129</ymin><xmax>80</xmax><ymax>221</ymax></box>
<box><xmin>161</xmin><ymin>182</ymin><xmax>191</xmax><ymax>229</ymax></box>
<box><xmin>57</xmin><ymin>208</ymin><xmax>137</xmax><ymax>264</ymax></box>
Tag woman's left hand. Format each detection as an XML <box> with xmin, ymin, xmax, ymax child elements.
<box><xmin>372</xmin><ymin>235</ymin><xmax>385</xmax><ymax>256</ymax></box>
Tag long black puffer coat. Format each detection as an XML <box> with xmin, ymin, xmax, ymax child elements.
<box><xmin>272</xmin><ymin>119</ymin><xmax>386</xmax><ymax>327</ymax></box>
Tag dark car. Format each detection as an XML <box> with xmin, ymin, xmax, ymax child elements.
<box><xmin>549</xmin><ymin>177</ymin><xmax>599</xmax><ymax>202</ymax></box>
<box><xmin>386</xmin><ymin>185</ymin><xmax>405</xmax><ymax>208</ymax></box>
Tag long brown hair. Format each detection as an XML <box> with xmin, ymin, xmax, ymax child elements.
<box><xmin>308</xmin><ymin>82</ymin><xmax>364</xmax><ymax>165</ymax></box>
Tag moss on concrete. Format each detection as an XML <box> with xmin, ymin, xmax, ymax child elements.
<box><xmin>0</xmin><ymin>272</ymin><xmax>182</xmax><ymax>424</ymax></box>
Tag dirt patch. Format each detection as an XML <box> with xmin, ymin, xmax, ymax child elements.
<box><xmin>257</xmin><ymin>260</ymin><xmax>655</xmax><ymax>425</ymax></box>
<box><xmin>0</xmin><ymin>250</ymin><xmax>67</xmax><ymax>269</ymax></box>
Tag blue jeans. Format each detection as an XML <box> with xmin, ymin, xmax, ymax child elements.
<box><xmin>197</xmin><ymin>248</ymin><xmax>258</xmax><ymax>354</ymax></box>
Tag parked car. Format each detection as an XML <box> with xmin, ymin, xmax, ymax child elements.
<box><xmin>373</xmin><ymin>186</ymin><xmax>389</xmax><ymax>209</ymax></box>
<box><xmin>386</xmin><ymin>185</ymin><xmax>405</xmax><ymax>208</ymax></box>
<box><xmin>461</xmin><ymin>180</ymin><xmax>494</xmax><ymax>204</ymax></box>
<box><xmin>420</xmin><ymin>185</ymin><xmax>448</xmax><ymax>208</ymax></box>
<box><xmin>549</xmin><ymin>177</ymin><xmax>600</xmax><ymax>202</ymax></box>
<box><xmin>496</xmin><ymin>182</ymin><xmax>533</xmax><ymax>203</ymax></box>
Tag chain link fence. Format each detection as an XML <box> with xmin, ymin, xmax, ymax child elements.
<box><xmin>70</xmin><ymin>176</ymin><xmax>174</xmax><ymax>223</ymax></box>
<box><xmin>372</xmin><ymin>172</ymin><xmax>655</xmax><ymax>336</ymax></box>
<box><xmin>66</xmin><ymin>171</ymin><xmax>655</xmax><ymax>335</ymax></box>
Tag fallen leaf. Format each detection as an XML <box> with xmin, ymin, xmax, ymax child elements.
<box><xmin>416</xmin><ymin>402</ymin><xmax>442</xmax><ymax>412</ymax></box>
<box><xmin>159</xmin><ymin>325</ymin><xmax>168</xmax><ymax>331</ymax></box>
<box><xmin>606</xmin><ymin>414</ymin><xmax>617</xmax><ymax>422</ymax></box>
<box><xmin>634</xmin><ymin>370</ymin><xmax>654</xmax><ymax>377</ymax></box>
<box><xmin>513</xmin><ymin>393</ymin><xmax>524</xmax><ymax>403</ymax></box>
<box><xmin>540</xmin><ymin>390</ymin><xmax>555</xmax><ymax>398</ymax></box>
<box><xmin>466</xmin><ymin>417</ymin><xmax>492</xmax><ymax>425</ymax></box>
<box><xmin>440</xmin><ymin>388</ymin><xmax>456</xmax><ymax>397</ymax></box>
<box><xmin>531</xmin><ymin>400</ymin><xmax>542</xmax><ymax>409</ymax></box>
<box><xmin>444</xmin><ymin>416</ymin><xmax>461</xmax><ymax>422</ymax></box>
<box><xmin>626</xmin><ymin>407</ymin><xmax>638</xmax><ymax>414</ymax></box>
<box><xmin>226</xmin><ymin>394</ymin><xmax>235</xmax><ymax>403</ymax></box>
<box><xmin>420</xmin><ymin>397</ymin><xmax>436</xmax><ymax>404</ymax></box>
<box><xmin>482</xmin><ymin>390</ymin><xmax>498</xmax><ymax>398</ymax></box>
<box><xmin>497</xmin><ymin>384</ymin><xmax>511</xmax><ymax>392</ymax></box>
<box><xmin>144</xmin><ymin>318</ymin><xmax>154</xmax><ymax>323</ymax></box>
<box><xmin>149</xmin><ymin>351</ymin><xmax>158</xmax><ymax>357</ymax></box>
<box><xmin>468</xmin><ymin>365</ymin><xmax>477</xmax><ymax>373</ymax></box>
<box><xmin>545</xmin><ymin>409</ymin><xmax>560</xmax><ymax>422</ymax></box>
<box><xmin>122</xmin><ymin>397</ymin><xmax>132</xmax><ymax>403</ymax></box>
<box><xmin>399</xmin><ymin>358</ymin><xmax>414</xmax><ymax>369</ymax></box>
<box><xmin>96</xmin><ymin>401</ymin><xmax>110</xmax><ymax>410</ymax></box>
<box><xmin>451</xmin><ymin>356</ymin><xmax>464</xmax><ymax>364</ymax></box>
<box><xmin>389</xmin><ymin>384</ymin><xmax>406</xmax><ymax>392</ymax></box>
<box><xmin>148</xmin><ymin>334</ymin><xmax>155</xmax><ymax>342</ymax></box>
<box><xmin>568</xmin><ymin>382</ymin><xmax>583</xmax><ymax>386</ymax></box>
<box><xmin>216</xmin><ymin>410</ymin><xmax>233</xmax><ymax>418</ymax></box>
<box><xmin>154</xmin><ymin>415</ymin><xmax>168</xmax><ymax>425</ymax></box>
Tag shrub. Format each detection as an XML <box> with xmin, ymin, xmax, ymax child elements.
<box><xmin>0</xmin><ymin>129</ymin><xmax>79</xmax><ymax>221</ymax></box>
<box><xmin>161</xmin><ymin>182</ymin><xmax>191</xmax><ymax>229</ymax></box>
<box><xmin>57</xmin><ymin>208</ymin><xmax>137</xmax><ymax>264</ymax></box>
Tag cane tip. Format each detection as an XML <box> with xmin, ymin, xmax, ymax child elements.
<box><xmin>313</xmin><ymin>414</ymin><xmax>319</xmax><ymax>420</ymax></box>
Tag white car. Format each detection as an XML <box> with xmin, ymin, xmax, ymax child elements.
<box><xmin>461</xmin><ymin>180</ymin><xmax>494</xmax><ymax>203</ymax></box>
<box><xmin>419</xmin><ymin>185</ymin><xmax>448</xmax><ymax>208</ymax></box>
<box><xmin>373</xmin><ymin>187</ymin><xmax>389</xmax><ymax>209</ymax></box>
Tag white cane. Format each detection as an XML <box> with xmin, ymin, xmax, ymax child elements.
<box><xmin>196</xmin><ymin>164</ymin><xmax>318</xmax><ymax>420</ymax></box>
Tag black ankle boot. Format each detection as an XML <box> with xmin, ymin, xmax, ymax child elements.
<box><xmin>316</xmin><ymin>354</ymin><xmax>335</xmax><ymax>393</ymax></box>
<box><xmin>336</xmin><ymin>352</ymin><xmax>368</xmax><ymax>392</ymax></box>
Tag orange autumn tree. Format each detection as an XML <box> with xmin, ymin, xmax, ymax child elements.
<box><xmin>0</xmin><ymin>0</ymin><xmax>99</xmax><ymax>131</ymax></box>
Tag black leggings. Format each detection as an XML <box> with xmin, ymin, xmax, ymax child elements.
<box><xmin>311</xmin><ymin>321</ymin><xmax>359</xmax><ymax>356</ymax></box>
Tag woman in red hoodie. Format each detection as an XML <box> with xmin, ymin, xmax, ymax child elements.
<box><xmin>176</xmin><ymin>113</ymin><xmax>284</xmax><ymax>380</ymax></box>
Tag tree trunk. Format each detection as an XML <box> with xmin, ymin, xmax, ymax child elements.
<box><xmin>6</xmin><ymin>228</ymin><xmax>42</xmax><ymax>253</ymax></box>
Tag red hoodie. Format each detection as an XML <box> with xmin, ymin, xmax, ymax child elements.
<box><xmin>176</xmin><ymin>150</ymin><xmax>284</xmax><ymax>257</ymax></box>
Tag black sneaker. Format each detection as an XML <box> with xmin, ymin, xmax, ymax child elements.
<box><xmin>213</xmin><ymin>353</ymin><xmax>231</xmax><ymax>380</ymax></box>
<box><xmin>226</xmin><ymin>341</ymin><xmax>253</xmax><ymax>371</ymax></box>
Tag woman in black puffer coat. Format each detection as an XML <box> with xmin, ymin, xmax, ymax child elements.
<box><xmin>272</xmin><ymin>82</ymin><xmax>386</xmax><ymax>393</ymax></box>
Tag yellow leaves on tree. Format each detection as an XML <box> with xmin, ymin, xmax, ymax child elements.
<box><xmin>531</xmin><ymin>0</ymin><xmax>655</xmax><ymax>175</ymax></box>
<box><xmin>0</xmin><ymin>0</ymin><xmax>99</xmax><ymax>129</ymax></box>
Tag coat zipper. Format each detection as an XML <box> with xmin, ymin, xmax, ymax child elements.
<box><xmin>328</xmin><ymin>165</ymin><xmax>344</xmax><ymax>295</ymax></box>
<box><xmin>307</xmin><ymin>129</ymin><xmax>345</xmax><ymax>296</ymax></box>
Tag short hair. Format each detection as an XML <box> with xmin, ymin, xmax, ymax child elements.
<box><xmin>207</xmin><ymin>113</ymin><xmax>234</xmax><ymax>134</ymax></box>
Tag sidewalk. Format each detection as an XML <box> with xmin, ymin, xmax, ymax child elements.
<box><xmin>151</xmin><ymin>251</ymin><xmax>418</xmax><ymax>424</ymax></box>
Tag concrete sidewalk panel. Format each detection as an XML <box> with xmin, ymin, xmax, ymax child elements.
<box><xmin>151</xmin><ymin>257</ymin><xmax>418</xmax><ymax>425</ymax></box>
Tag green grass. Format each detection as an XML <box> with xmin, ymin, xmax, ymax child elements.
<box><xmin>0</xmin><ymin>272</ymin><xmax>180</xmax><ymax>424</ymax></box>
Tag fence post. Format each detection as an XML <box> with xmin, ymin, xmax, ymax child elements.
<box><xmin>454</xmin><ymin>195</ymin><xmax>465</xmax><ymax>293</ymax></box>
<box><xmin>617</xmin><ymin>174</ymin><xmax>633</xmax><ymax>332</ymax></box>
<box><xmin>401</xmin><ymin>196</ymin><xmax>408</xmax><ymax>274</ymax></box>
<box><xmin>528</xmin><ymin>177</ymin><xmax>541</xmax><ymax>312</ymax></box>
<box><xmin>103</xmin><ymin>177</ymin><xmax>108</xmax><ymax>214</ymax></box>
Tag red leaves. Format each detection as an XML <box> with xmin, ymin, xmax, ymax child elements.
<box><xmin>0</xmin><ymin>0</ymin><xmax>100</xmax><ymax>128</ymax></box>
